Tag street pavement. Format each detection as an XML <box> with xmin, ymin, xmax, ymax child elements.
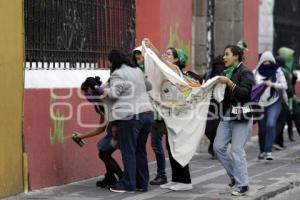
<box><xmin>5</xmin><ymin>132</ymin><xmax>300</xmax><ymax>200</ymax></box>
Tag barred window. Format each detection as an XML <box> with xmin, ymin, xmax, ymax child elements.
<box><xmin>25</xmin><ymin>0</ymin><xmax>135</xmax><ymax>70</ymax></box>
<box><xmin>274</xmin><ymin>0</ymin><xmax>300</xmax><ymax>67</ymax></box>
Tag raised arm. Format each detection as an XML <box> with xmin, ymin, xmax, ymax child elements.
<box><xmin>143</xmin><ymin>38</ymin><xmax>181</xmax><ymax>75</ymax></box>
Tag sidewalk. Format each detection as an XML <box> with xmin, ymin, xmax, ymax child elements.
<box><xmin>6</xmin><ymin>134</ymin><xmax>300</xmax><ymax>200</ymax></box>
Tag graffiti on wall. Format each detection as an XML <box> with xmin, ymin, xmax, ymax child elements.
<box><xmin>167</xmin><ymin>23</ymin><xmax>191</xmax><ymax>63</ymax></box>
<box><xmin>49</xmin><ymin>91</ymin><xmax>65</xmax><ymax>144</ymax></box>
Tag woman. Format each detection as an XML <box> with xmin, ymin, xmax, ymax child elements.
<box><xmin>132</xmin><ymin>46</ymin><xmax>168</xmax><ymax>185</ymax></box>
<box><xmin>101</xmin><ymin>49</ymin><xmax>154</xmax><ymax>193</ymax></box>
<box><xmin>132</xmin><ymin>46</ymin><xmax>145</xmax><ymax>72</ymax></box>
<box><xmin>254</xmin><ymin>51</ymin><xmax>287</xmax><ymax>160</ymax></box>
<box><xmin>144</xmin><ymin>38</ymin><xmax>193</xmax><ymax>191</ymax></box>
<box><xmin>204</xmin><ymin>55</ymin><xmax>225</xmax><ymax>159</ymax></box>
<box><xmin>213</xmin><ymin>45</ymin><xmax>255</xmax><ymax>196</ymax></box>
<box><xmin>274</xmin><ymin>57</ymin><xmax>294</xmax><ymax>149</ymax></box>
<box><xmin>75</xmin><ymin>76</ymin><xmax>123</xmax><ymax>188</ymax></box>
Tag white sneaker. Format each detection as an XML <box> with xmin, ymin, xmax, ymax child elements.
<box><xmin>231</xmin><ymin>186</ymin><xmax>249</xmax><ymax>196</ymax></box>
<box><xmin>266</xmin><ymin>152</ymin><xmax>273</xmax><ymax>160</ymax></box>
<box><xmin>160</xmin><ymin>182</ymin><xmax>177</xmax><ymax>189</ymax></box>
<box><xmin>169</xmin><ymin>183</ymin><xmax>193</xmax><ymax>191</ymax></box>
<box><xmin>226</xmin><ymin>184</ymin><xmax>236</xmax><ymax>192</ymax></box>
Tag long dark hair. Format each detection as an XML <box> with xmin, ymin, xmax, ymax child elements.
<box><xmin>81</xmin><ymin>76</ymin><xmax>102</xmax><ymax>92</ymax></box>
<box><xmin>108</xmin><ymin>49</ymin><xmax>136</xmax><ymax>73</ymax></box>
<box><xmin>81</xmin><ymin>76</ymin><xmax>104</xmax><ymax>115</ymax></box>
<box><xmin>224</xmin><ymin>45</ymin><xmax>244</xmax><ymax>62</ymax></box>
<box><xmin>168</xmin><ymin>47</ymin><xmax>186</xmax><ymax>70</ymax></box>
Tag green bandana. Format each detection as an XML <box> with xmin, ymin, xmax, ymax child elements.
<box><xmin>278</xmin><ymin>47</ymin><xmax>295</xmax><ymax>74</ymax></box>
<box><xmin>225</xmin><ymin>63</ymin><xmax>239</xmax><ymax>79</ymax></box>
<box><xmin>138</xmin><ymin>61</ymin><xmax>145</xmax><ymax>72</ymax></box>
<box><xmin>284</xmin><ymin>57</ymin><xmax>294</xmax><ymax>74</ymax></box>
<box><xmin>176</xmin><ymin>48</ymin><xmax>189</xmax><ymax>64</ymax></box>
<box><xmin>237</xmin><ymin>40</ymin><xmax>247</xmax><ymax>51</ymax></box>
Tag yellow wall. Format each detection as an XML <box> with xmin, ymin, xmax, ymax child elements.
<box><xmin>0</xmin><ymin>0</ymin><xmax>24</xmax><ymax>198</ymax></box>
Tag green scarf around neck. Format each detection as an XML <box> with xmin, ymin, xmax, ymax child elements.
<box><xmin>225</xmin><ymin>63</ymin><xmax>239</xmax><ymax>79</ymax></box>
<box><xmin>284</xmin><ymin>57</ymin><xmax>294</xmax><ymax>74</ymax></box>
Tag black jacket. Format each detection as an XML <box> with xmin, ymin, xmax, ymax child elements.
<box><xmin>221</xmin><ymin>64</ymin><xmax>255</xmax><ymax>120</ymax></box>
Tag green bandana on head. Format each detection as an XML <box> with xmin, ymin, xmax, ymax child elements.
<box><xmin>176</xmin><ymin>48</ymin><xmax>189</xmax><ymax>65</ymax></box>
<box><xmin>237</xmin><ymin>40</ymin><xmax>248</xmax><ymax>51</ymax></box>
<box><xmin>225</xmin><ymin>63</ymin><xmax>239</xmax><ymax>79</ymax></box>
<box><xmin>278</xmin><ymin>47</ymin><xmax>295</xmax><ymax>74</ymax></box>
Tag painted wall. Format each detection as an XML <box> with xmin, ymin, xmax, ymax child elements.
<box><xmin>136</xmin><ymin>0</ymin><xmax>193</xmax><ymax>68</ymax></box>
<box><xmin>24</xmin><ymin>88</ymin><xmax>116</xmax><ymax>189</ymax></box>
<box><xmin>243</xmin><ymin>0</ymin><xmax>259</xmax><ymax>69</ymax></box>
<box><xmin>160</xmin><ymin>0</ymin><xmax>192</xmax><ymax>66</ymax></box>
<box><xmin>135</xmin><ymin>0</ymin><xmax>161</xmax><ymax>50</ymax></box>
<box><xmin>0</xmin><ymin>0</ymin><xmax>24</xmax><ymax>198</ymax></box>
<box><xmin>23</xmin><ymin>85</ymin><xmax>158</xmax><ymax>189</ymax></box>
<box><xmin>23</xmin><ymin>0</ymin><xmax>193</xmax><ymax>190</ymax></box>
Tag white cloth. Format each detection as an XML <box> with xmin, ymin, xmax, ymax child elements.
<box><xmin>143</xmin><ymin>43</ymin><xmax>225</xmax><ymax>166</ymax></box>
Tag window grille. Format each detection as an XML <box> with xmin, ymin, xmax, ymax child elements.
<box><xmin>25</xmin><ymin>0</ymin><xmax>135</xmax><ymax>70</ymax></box>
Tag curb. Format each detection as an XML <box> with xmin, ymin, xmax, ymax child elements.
<box><xmin>251</xmin><ymin>181</ymin><xmax>300</xmax><ymax>200</ymax></box>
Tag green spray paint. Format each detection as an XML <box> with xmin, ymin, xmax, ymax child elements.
<box><xmin>167</xmin><ymin>23</ymin><xmax>191</xmax><ymax>63</ymax></box>
<box><xmin>49</xmin><ymin>90</ymin><xmax>65</xmax><ymax>144</ymax></box>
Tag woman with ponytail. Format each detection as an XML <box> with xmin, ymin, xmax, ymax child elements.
<box><xmin>214</xmin><ymin>45</ymin><xmax>255</xmax><ymax>196</ymax></box>
<box><xmin>75</xmin><ymin>76</ymin><xmax>123</xmax><ymax>188</ymax></box>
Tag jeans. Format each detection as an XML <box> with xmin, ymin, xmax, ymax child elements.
<box><xmin>213</xmin><ymin>118</ymin><xmax>252</xmax><ymax>187</ymax></box>
<box><xmin>258</xmin><ymin>99</ymin><xmax>282</xmax><ymax>153</ymax></box>
<box><xmin>117</xmin><ymin>112</ymin><xmax>154</xmax><ymax>191</ymax></box>
<box><xmin>97</xmin><ymin>125</ymin><xmax>122</xmax><ymax>181</ymax></box>
<box><xmin>151</xmin><ymin>120</ymin><xmax>166</xmax><ymax>177</ymax></box>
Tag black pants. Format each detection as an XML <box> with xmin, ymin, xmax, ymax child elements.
<box><xmin>205</xmin><ymin>118</ymin><xmax>220</xmax><ymax>156</ymax></box>
<box><xmin>98</xmin><ymin>147</ymin><xmax>123</xmax><ymax>183</ymax></box>
<box><xmin>166</xmin><ymin>136</ymin><xmax>191</xmax><ymax>184</ymax></box>
<box><xmin>205</xmin><ymin>100</ymin><xmax>220</xmax><ymax>156</ymax></box>
<box><xmin>275</xmin><ymin>104</ymin><xmax>293</xmax><ymax>147</ymax></box>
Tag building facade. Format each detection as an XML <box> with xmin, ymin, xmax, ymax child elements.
<box><xmin>1</xmin><ymin>0</ymin><xmax>268</xmax><ymax>197</ymax></box>
<box><xmin>0</xmin><ymin>0</ymin><xmax>24</xmax><ymax>198</ymax></box>
<box><xmin>23</xmin><ymin>0</ymin><xmax>193</xmax><ymax>191</ymax></box>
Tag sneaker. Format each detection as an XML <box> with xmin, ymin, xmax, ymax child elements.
<box><xmin>150</xmin><ymin>175</ymin><xmax>167</xmax><ymax>185</ymax></box>
<box><xmin>231</xmin><ymin>186</ymin><xmax>249</xmax><ymax>196</ymax></box>
<box><xmin>160</xmin><ymin>181</ymin><xmax>177</xmax><ymax>189</ymax></box>
<box><xmin>257</xmin><ymin>152</ymin><xmax>265</xmax><ymax>161</ymax></box>
<box><xmin>226</xmin><ymin>179</ymin><xmax>236</xmax><ymax>192</ymax></box>
<box><xmin>96</xmin><ymin>176</ymin><xmax>117</xmax><ymax>188</ymax></box>
<box><xmin>228</xmin><ymin>179</ymin><xmax>236</xmax><ymax>187</ymax></box>
<box><xmin>265</xmin><ymin>152</ymin><xmax>273</xmax><ymax>160</ymax></box>
<box><xmin>273</xmin><ymin>144</ymin><xmax>283</xmax><ymax>151</ymax></box>
<box><xmin>136</xmin><ymin>188</ymin><xmax>148</xmax><ymax>192</ymax></box>
<box><xmin>169</xmin><ymin>183</ymin><xmax>193</xmax><ymax>191</ymax></box>
<box><xmin>109</xmin><ymin>185</ymin><xmax>134</xmax><ymax>193</ymax></box>
<box><xmin>289</xmin><ymin>135</ymin><xmax>296</xmax><ymax>142</ymax></box>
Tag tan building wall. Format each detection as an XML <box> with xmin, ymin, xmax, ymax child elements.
<box><xmin>0</xmin><ymin>0</ymin><xmax>24</xmax><ymax>198</ymax></box>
